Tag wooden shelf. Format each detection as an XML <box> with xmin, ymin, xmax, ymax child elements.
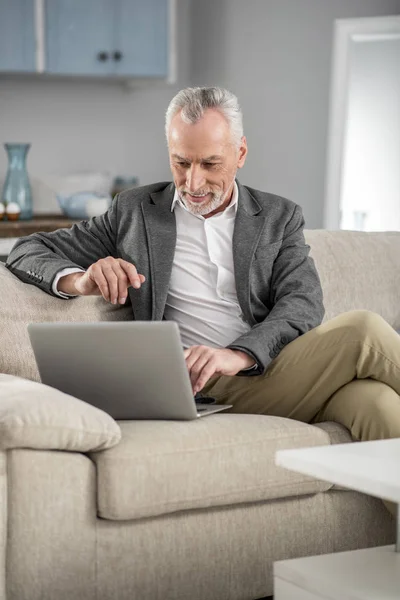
<box><xmin>0</xmin><ymin>214</ymin><xmax>80</xmax><ymax>238</ymax></box>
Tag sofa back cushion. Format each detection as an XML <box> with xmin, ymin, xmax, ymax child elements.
<box><xmin>0</xmin><ymin>263</ymin><xmax>132</xmax><ymax>381</ymax></box>
<box><xmin>1</xmin><ymin>230</ymin><xmax>400</xmax><ymax>381</ymax></box>
<box><xmin>305</xmin><ymin>230</ymin><xmax>400</xmax><ymax>330</ymax></box>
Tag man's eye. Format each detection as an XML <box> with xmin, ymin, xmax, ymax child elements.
<box><xmin>202</xmin><ymin>162</ymin><xmax>217</xmax><ymax>168</ymax></box>
<box><xmin>177</xmin><ymin>162</ymin><xmax>189</xmax><ymax>168</ymax></box>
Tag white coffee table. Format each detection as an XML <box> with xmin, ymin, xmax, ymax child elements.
<box><xmin>274</xmin><ymin>438</ymin><xmax>400</xmax><ymax>599</ymax></box>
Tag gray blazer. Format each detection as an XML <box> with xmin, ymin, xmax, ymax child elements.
<box><xmin>6</xmin><ymin>180</ymin><xmax>324</xmax><ymax>375</ymax></box>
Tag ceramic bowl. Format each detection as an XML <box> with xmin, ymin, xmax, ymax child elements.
<box><xmin>57</xmin><ymin>192</ymin><xmax>112</xmax><ymax>220</ymax></box>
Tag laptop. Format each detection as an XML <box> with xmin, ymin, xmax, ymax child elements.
<box><xmin>27</xmin><ymin>321</ymin><xmax>232</xmax><ymax>420</ymax></box>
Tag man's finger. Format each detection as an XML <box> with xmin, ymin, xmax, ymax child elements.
<box><xmin>193</xmin><ymin>360</ymin><xmax>216</xmax><ymax>394</ymax></box>
<box><xmin>110</xmin><ymin>263</ymin><xmax>130</xmax><ymax>304</ymax></box>
<box><xmin>119</xmin><ymin>261</ymin><xmax>144</xmax><ymax>289</ymax></box>
<box><xmin>101</xmin><ymin>264</ymin><xmax>119</xmax><ymax>304</ymax></box>
<box><xmin>185</xmin><ymin>347</ymin><xmax>207</xmax><ymax>373</ymax></box>
<box><xmin>91</xmin><ymin>265</ymin><xmax>111</xmax><ymax>301</ymax></box>
<box><xmin>188</xmin><ymin>354</ymin><xmax>211</xmax><ymax>390</ymax></box>
<box><xmin>184</xmin><ymin>345</ymin><xmax>207</xmax><ymax>363</ymax></box>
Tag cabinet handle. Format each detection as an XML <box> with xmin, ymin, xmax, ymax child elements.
<box><xmin>113</xmin><ymin>51</ymin><xmax>123</xmax><ymax>62</ymax></box>
<box><xmin>97</xmin><ymin>51</ymin><xmax>109</xmax><ymax>62</ymax></box>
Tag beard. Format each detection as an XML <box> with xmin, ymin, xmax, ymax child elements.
<box><xmin>178</xmin><ymin>187</ymin><xmax>228</xmax><ymax>216</ymax></box>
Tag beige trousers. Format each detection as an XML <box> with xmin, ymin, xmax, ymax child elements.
<box><xmin>203</xmin><ymin>310</ymin><xmax>400</xmax><ymax>442</ymax></box>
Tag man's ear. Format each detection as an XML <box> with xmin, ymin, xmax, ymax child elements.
<box><xmin>237</xmin><ymin>136</ymin><xmax>248</xmax><ymax>169</ymax></box>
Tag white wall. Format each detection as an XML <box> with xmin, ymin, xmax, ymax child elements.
<box><xmin>341</xmin><ymin>38</ymin><xmax>400</xmax><ymax>231</ymax></box>
<box><xmin>0</xmin><ymin>0</ymin><xmax>192</xmax><ymax>213</ymax></box>
<box><xmin>191</xmin><ymin>0</ymin><xmax>400</xmax><ymax>228</ymax></box>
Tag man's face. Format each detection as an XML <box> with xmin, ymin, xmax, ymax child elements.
<box><xmin>168</xmin><ymin>108</ymin><xmax>247</xmax><ymax>217</ymax></box>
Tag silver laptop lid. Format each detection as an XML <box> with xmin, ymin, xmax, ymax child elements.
<box><xmin>28</xmin><ymin>321</ymin><xmax>200</xmax><ymax>420</ymax></box>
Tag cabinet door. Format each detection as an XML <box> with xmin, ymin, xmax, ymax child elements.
<box><xmin>114</xmin><ymin>0</ymin><xmax>168</xmax><ymax>77</ymax></box>
<box><xmin>45</xmin><ymin>0</ymin><xmax>114</xmax><ymax>75</ymax></box>
<box><xmin>0</xmin><ymin>0</ymin><xmax>36</xmax><ymax>72</ymax></box>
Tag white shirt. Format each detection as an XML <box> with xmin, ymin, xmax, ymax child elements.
<box><xmin>54</xmin><ymin>182</ymin><xmax>252</xmax><ymax>350</ymax></box>
<box><xmin>165</xmin><ymin>182</ymin><xmax>251</xmax><ymax>348</ymax></box>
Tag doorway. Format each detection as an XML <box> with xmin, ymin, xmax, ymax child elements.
<box><xmin>324</xmin><ymin>15</ymin><xmax>400</xmax><ymax>231</ymax></box>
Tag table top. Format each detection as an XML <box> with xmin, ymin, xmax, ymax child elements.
<box><xmin>275</xmin><ymin>438</ymin><xmax>400</xmax><ymax>503</ymax></box>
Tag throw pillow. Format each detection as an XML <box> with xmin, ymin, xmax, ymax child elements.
<box><xmin>0</xmin><ymin>374</ymin><xmax>121</xmax><ymax>451</ymax></box>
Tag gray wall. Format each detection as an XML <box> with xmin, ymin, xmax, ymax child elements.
<box><xmin>1</xmin><ymin>0</ymin><xmax>400</xmax><ymax>223</ymax></box>
<box><xmin>191</xmin><ymin>0</ymin><xmax>400</xmax><ymax>228</ymax></box>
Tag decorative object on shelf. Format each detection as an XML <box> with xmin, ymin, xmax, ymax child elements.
<box><xmin>57</xmin><ymin>192</ymin><xmax>112</xmax><ymax>220</ymax></box>
<box><xmin>49</xmin><ymin>172</ymin><xmax>113</xmax><ymax>197</ymax></box>
<box><xmin>111</xmin><ymin>176</ymin><xmax>139</xmax><ymax>199</ymax></box>
<box><xmin>2</xmin><ymin>143</ymin><xmax>33</xmax><ymax>220</ymax></box>
<box><xmin>5</xmin><ymin>202</ymin><xmax>21</xmax><ymax>221</ymax></box>
<box><xmin>85</xmin><ymin>196</ymin><xmax>111</xmax><ymax>218</ymax></box>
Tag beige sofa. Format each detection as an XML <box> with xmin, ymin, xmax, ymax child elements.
<box><xmin>0</xmin><ymin>229</ymin><xmax>399</xmax><ymax>600</ymax></box>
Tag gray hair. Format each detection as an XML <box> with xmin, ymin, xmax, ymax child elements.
<box><xmin>165</xmin><ymin>86</ymin><xmax>243</xmax><ymax>147</ymax></box>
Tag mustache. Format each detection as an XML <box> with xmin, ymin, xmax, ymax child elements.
<box><xmin>179</xmin><ymin>188</ymin><xmax>214</xmax><ymax>196</ymax></box>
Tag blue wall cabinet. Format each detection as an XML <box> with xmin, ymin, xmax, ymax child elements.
<box><xmin>45</xmin><ymin>0</ymin><xmax>114</xmax><ymax>76</ymax></box>
<box><xmin>114</xmin><ymin>0</ymin><xmax>168</xmax><ymax>77</ymax></box>
<box><xmin>0</xmin><ymin>0</ymin><xmax>36</xmax><ymax>72</ymax></box>
<box><xmin>45</xmin><ymin>0</ymin><xmax>170</xmax><ymax>78</ymax></box>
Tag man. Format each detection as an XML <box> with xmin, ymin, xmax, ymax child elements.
<box><xmin>6</xmin><ymin>86</ymin><xmax>400</xmax><ymax>450</ymax></box>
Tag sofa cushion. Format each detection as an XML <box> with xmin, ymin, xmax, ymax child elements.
<box><xmin>305</xmin><ymin>230</ymin><xmax>400</xmax><ymax>330</ymax></box>
<box><xmin>0</xmin><ymin>374</ymin><xmax>121</xmax><ymax>451</ymax></box>
<box><xmin>0</xmin><ymin>263</ymin><xmax>133</xmax><ymax>382</ymax></box>
<box><xmin>91</xmin><ymin>415</ymin><xmax>339</xmax><ymax>521</ymax></box>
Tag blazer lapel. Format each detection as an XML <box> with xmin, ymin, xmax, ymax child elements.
<box><xmin>140</xmin><ymin>181</ymin><xmax>265</xmax><ymax>324</ymax></box>
<box><xmin>233</xmin><ymin>181</ymin><xmax>266</xmax><ymax>325</ymax></box>
<box><xmin>141</xmin><ymin>184</ymin><xmax>176</xmax><ymax>320</ymax></box>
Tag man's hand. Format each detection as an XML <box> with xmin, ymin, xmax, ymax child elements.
<box><xmin>58</xmin><ymin>257</ymin><xmax>145</xmax><ymax>304</ymax></box>
<box><xmin>184</xmin><ymin>346</ymin><xmax>256</xmax><ymax>394</ymax></box>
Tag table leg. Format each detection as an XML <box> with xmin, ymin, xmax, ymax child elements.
<box><xmin>397</xmin><ymin>503</ymin><xmax>400</xmax><ymax>553</ymax></box>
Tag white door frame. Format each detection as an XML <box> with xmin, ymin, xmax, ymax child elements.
<box><xmin>323</xmin><ymin>15</ymin><xmax>400</xmax><ymax>230</ymax></box>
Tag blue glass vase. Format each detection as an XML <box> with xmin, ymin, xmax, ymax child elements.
<box><xmin>2</xmin><ymin>143</ymin><xmax>33</xmax><ymax>220</ymax></box>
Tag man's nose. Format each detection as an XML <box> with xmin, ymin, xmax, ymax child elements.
<box><xmin>186</xmin><ymin>165</ymin><xmax>206</xmax><ymax>192</ymax></box>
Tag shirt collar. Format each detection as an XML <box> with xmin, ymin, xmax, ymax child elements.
<box><xmin>171</xmin><ymin>181</ymin><xmax>239</xmax><ymax>217</ymax></box>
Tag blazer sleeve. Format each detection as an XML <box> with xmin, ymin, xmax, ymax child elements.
<box><xmin>227</xmin><ymin>204</ymin><xmax>325</xmax><ymax>375</ymax></box>
<box><xmin>5</xmin><ymin>195</ymin><xmax>120</xmax><ymax>297</ymax></box>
